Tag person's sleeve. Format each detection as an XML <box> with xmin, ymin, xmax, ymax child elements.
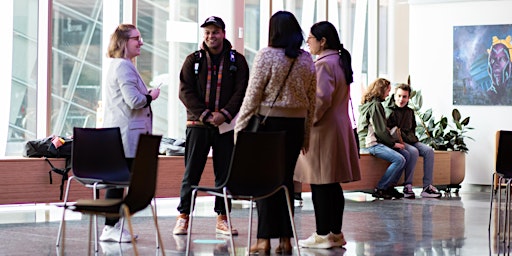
<box><xmin>117</xmin><ymin>62</ymin><xmax>148</xmax><ymax>109</ymax></box>
<box><xmin>312</xmin><ymin>60</ymin><xmax>334</xmax><ymax>125</ymax></box>
<box><xmin>371</xmin><ymin>103</ymin><xmax>395</xmax><ymax>147</ymax></box>
<box><xmin>219</xmin><ymin>52</ymin><xmax>250</xmax><ymax>123</ymax></box>
<box><xmin>179</xmin><ymin>54</ymin><xmax>211</xmax><ymax>122</ymax></box>
<box><xmin>234</xmin><ymin>50</ymin><xmax>270</xmax><ymax>135</ymax></box>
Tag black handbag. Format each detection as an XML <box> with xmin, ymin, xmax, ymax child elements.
<box><xmin>246</xmin><ymin>114</ymin><xmax>265</xmax><ymax>132</ymax></box>
<box><xmin>244</xmin><ymin>59</ymin><xmax>295</xmax><ymax>132</ymax></box>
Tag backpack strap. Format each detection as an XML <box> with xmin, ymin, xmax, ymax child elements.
<box><xmin>228</xmin><ymin>49</ymin><xmax>237</xmax><ymax>72</ymax></box>
<box><xmin>193</xmin><ymin>49</ymin><xmax>237</xmax><ymax>78</ymax></box>
<box><xmin>45</xmin><ymin>157</ymin><xmax>71</xmax><ymax>200</ymax></box>
<box><xmin>193</xmin><ymin>50</ymin><xmax>202</xmax><ymax>79</ymax></box>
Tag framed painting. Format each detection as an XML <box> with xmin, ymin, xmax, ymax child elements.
<box><xmin>453</xmin><ymin>24</ymin><xmax>512</xmax><ymax>105</ymax></box>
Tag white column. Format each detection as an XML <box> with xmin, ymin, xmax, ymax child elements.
<box><xmin>0</xmin><ymin>0</ymin><xmax>14</xmax><ymax>156</ymax></box>
<box><xmin>388</xmin><ymin>0</ymin><xmax>410</xmax><ymax>83</ymax></box>
<box><xmin>37</xmin><ymin>0</ymin><xmax>50</xmax><ymax>138</ymax></box>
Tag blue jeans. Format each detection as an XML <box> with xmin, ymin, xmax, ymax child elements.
<box><xmin>399</xmin><ymin>145</ymin><xmax>417</xmax><ymax>185</ymax></box>
<box><xmin>404</xmin><ymin>142</ymin><xmax>434</xmax><ymax>187</ymax></box>
<box><xmin>364</xmin><ymin>144</ymin><xmax>406</xmax><ymax>189</ymax></box>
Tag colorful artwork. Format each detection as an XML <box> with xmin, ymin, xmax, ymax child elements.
<box><xmin>453</xmin><ymin>24</ymin><xmax>512</xmax><ymax>105</ymax></box>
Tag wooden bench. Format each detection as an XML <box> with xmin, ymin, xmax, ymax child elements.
<box><xmin>298</xmin><ymin>151</ymin><xmax>452</xmax><ymax>193</ymax></box>
<box><xmin>0</xmin><ymin>151</ymin><xmax>454</xmax><ymax>205</ymax></box>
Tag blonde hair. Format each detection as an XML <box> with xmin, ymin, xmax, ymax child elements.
<box><xmin>361</xmin><ymin>78</ymin><xmax>391</xmax><ymax>104</ymax></box>
<box><xmin>107</xmin><ymin>24</ymin><xmax>137</xmax><ymax>58</ymax></box>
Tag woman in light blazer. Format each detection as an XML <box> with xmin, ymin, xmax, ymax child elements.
<box><xmin>101</xmin><ymin>24</ymin><xmax>160</xmax><ymax>243</ymax></box>
<box><xmin>294</xmin><ymin>21</ymin><xmax>361</xmax><ymax>249</ymax></box>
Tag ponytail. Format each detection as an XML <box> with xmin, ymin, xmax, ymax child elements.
<box><xmin>338</xmin><ymin>44</ymin><xmax>354</xmax><ymax>85</ymax></box>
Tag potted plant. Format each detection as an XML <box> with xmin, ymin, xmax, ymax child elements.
<box><xmin>408</xmin><ymin>90</ymin><xmax>474</xmax><ymax>191</ymax></box>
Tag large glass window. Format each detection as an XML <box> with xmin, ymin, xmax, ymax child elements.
<box><xmin>51</xmin><ymin>0</ymin><xmax>104</xmax><ymax>137</ymax></box>
<box><xmin>4</xmin><ymin>0</ymin><xmax>388</xmax><ymax>156</ymax></box>
<box><xmin>8</xmin><ymin>0</ymin><xmax>39</xmax><ymax>155</ymax></box>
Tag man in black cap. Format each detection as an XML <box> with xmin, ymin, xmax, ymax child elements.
<box><xmin>173</xmin><ymin>16</ymin><xmax>249</xmax><ymax>236</ymax></box>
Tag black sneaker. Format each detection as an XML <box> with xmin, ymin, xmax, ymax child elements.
<box><xmin>372</xmin><ymin>188</ymin><xmax>392</xmax><ymax>199</ymax></box>
<box><xmin>402</xmin><ymin>184</ymin><xmax>416</xmax><ymax>199</ymax></box>
<box><xmin>421</xmin><ymin>185</ymin><xmax>442</xmax><ymax>198</ymax></box>
<box><xmin>386</xmin><ymin>187</ymin><xmax>404</xmax><ymax>199</ymax></box>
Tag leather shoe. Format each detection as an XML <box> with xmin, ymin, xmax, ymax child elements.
<box><xmin>249</xmin><ymin>238</ymin><xmax>270</xmax><ymax>255</ymax></box>
<box><xmin>275</xmin><ymin>237</ymin><xmax>292</xmax><ymax>255</ymax></box>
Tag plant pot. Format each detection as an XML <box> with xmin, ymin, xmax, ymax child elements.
<box><xmin>450</xmin><ymin>151</ymin><xmax>466</xmax><ymax>185</ymax></box>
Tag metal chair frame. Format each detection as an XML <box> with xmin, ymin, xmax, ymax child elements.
<box><xmin>489</xmin><ymin>130</ymin><xmax>512</xmax><ymax>248</ymax></box>
<box><xmin>185</xmin><ymin>131</ymin><xmax>301</xmax><ymax>256</ymax></box>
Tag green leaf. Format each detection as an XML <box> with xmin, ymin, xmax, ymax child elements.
<box><xmin>461</xmin><ymin>116</ymin><xmax>470</xmax><ymax>126</ymax></box>
<box><xmin>452</xmin><ymin>109</ymin><xmax>461</xmax><ymax>122</ymax></box>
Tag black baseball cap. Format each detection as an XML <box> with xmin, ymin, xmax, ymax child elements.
<box><xmin>200</xmin><ymin>16</ymin><xmax>225</xmax><ymax>30</ymax></box>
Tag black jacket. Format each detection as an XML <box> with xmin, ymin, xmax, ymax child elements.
<box><xmin>179</xmin><ymin>39</ymin><xmax>249</xmax><ymax>124</ymax></box>
<box><xmin>384</xmin><ymin>94</ymin><xmax>419</xmax><ymax>144</ymax></box>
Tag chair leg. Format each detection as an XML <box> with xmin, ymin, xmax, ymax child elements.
<box><xmin>93</xmin><ymin>184</ymin><xmax>100</xmax><ymax>253</ymax></box>
<box><xmin>282</xmin><ymin>185</ymin><xmax>301</xmax><ymax>256</ymax></box>
<box><xmin>222</xmin><ymin>188</ymin><xmax>235</xmax><ymax>256</ymax></box>
<box><xmin>507</xmin><ymin>179</ymin><xmax>512</xmax><ymax>248</ymax></box>
<box><xmin>490</xmin><ymin>173</ymin><xmax>497</xmax><ymax>232</ymax></box>
<box><xmin>56</xmin><ymin>176</ymin><xmax>75</xmax><ymax>247</ymax></box>
<box><xmin>58</xmin><ymin>211</ymin><xmax>66</xmax><ymax>255</ymax></box>
<box><xmin>185</xmin><ymin>189</ymin><xmax>198</xmax><ymax>256</ymax></box>
<box><xmin>122</xmin><ymin>206</ymin><xmax>139</xmax><ymax>256</ymax></box>
<box><xmin>152</xmin><ymin>197</ymin><xmax>159</xmax><ymax>249</ymax></box>
<box><xmin>498</xmin><ymin>176</ymin><xmax>504</xmax><ymax>238</ymax></box>
<box><xmin>88</xmin><ymin>215</ymin><xmax>93</xmax><ymax>256</ymax></box>
<box><xmin>150</xmin><ymin>203</ymin><xmax>166</xmax><ymax>256</ymax></box>
<box><xmin>247</xmin><ymin>200</ymin><xmax>254</xmax><ymax>256</ymax></box>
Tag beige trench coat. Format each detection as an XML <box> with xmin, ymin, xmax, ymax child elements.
<box><xmin>294</xmin><ymin>50</ymin><xmax>361</xmax><ymax>184</ymax></box>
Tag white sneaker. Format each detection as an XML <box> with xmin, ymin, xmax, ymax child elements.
<box><xmin>298</xmin><ymin>232</ymin><xmax>334</xmax><ymax>249</ymax></box>
<box><xmin>328</xmin><ymin>232</ymin><xmax>347</xmax><ymax>247</ymax></box>
<box><xmin>99</xmin><ymin>222</ymin><xmax>137</xmax><ymax>243</ymax></box>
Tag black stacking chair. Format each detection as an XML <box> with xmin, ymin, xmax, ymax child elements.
<box><xmin>489</xmin><ymin>130</ymin><xmax>512</xmax><ymax>247</ymax></box>
<box><xmin>59</xmin><ymin>134</ymin><xmax>164</xmax><ymax>256</ymax></box>
<box><xmin>56</xmin><ymin>127</ymin><xmax>131</xmax><ymax>252</ymax></box>
<box><xmin>185</xmin><ymin>131</ymin><xmax>300</xmax><ymax>256</ymax></box>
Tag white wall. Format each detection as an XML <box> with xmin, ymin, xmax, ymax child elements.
<box><xmin>409</xmin><ymin>0</ymin><xmax>512</xmax><ymax>185</ymax></box>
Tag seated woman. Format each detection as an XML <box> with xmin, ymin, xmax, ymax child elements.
<box><xmin>357</xmin><ymin>78</ymin><xmax>406</xmax><ymax>199</ymax></box>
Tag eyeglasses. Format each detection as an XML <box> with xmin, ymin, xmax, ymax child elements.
<box><xmin>129</xmin><ymin>36</ymin><xmax>143</xmax><ymax>44</ymax></box>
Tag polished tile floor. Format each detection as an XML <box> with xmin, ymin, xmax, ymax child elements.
<box><xmin>0</xmin><ymin>185</ymin><xmax>506</xmax><ymax>255</ymax></box>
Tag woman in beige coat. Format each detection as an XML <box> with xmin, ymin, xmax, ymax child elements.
<box><xmin>295</xmin><ymin>21</ymin><xmax>361</xmax><ymax>249</ymax></box>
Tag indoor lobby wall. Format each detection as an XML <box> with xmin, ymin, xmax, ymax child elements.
<box><xmin>409</xmin><ymin>0</ymin><xmax>512</xmax><ymax>185</ymax></box>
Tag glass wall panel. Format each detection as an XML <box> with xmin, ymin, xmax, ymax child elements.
<box><xmin>166</xmin><ymin>0</ymin><xmax>199</xmax><ymax>139</ymax></box>
<box><xmin>8</xmin><ymin>0</ymin><xmax>38</xmax><ymax>155</ymax></box>
<box><xmin>136</xmin><ymin>0</ymin><xmax>173</xmax><ymax>137</ymax></box>
<box><xmin>51</xmin><ymin>0</ymin><xmax>103</xmax><ymax>137</ymax></box>
<box><xmin>244</xmin><ymin>0</ymin><xmax>260</xmax><ymax>67</ymax></box>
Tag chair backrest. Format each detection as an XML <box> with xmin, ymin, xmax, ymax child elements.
<box><xmin>496</xmin><ymin>130</ymin><xmax>512</xmax><ymax>177</ymax></box>
<box><xmin>123</xmin><ymin>134</ymin><xmax>162</xmax><ymax>214</ymax></box>
<box><xmin>72</xmin><ymin>127</ymin><xmax>131</xmax><ymax>183</ymax></box>
<box><xmin>224</xmin><ymin>131</ymin><xmax>286</xmax><ymax>198</ymax></box>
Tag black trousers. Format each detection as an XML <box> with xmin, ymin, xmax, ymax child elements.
<box><xmin>310</xmin><ymin>183</ymin><xmax>345</xmax><ymax>235</ymax></box>
<box><xmin>255</xmin><ymin>117</ymin><xmax>304</xmax><ymax>238</ymax></box>
<box><xmin>177</xmin><ymin>126</ymin><xmax>233</xmax><ymax>215</ymax></box>
<box><xmin>105</xmin><ymin>158</ymin><xmax>133</xmax><ymax>226</ymax></box>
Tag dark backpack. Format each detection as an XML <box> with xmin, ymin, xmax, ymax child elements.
<box><xmin>23</xmin><ymin>136</ymin><xmax>73</xmax><ymax>200</ymax></box>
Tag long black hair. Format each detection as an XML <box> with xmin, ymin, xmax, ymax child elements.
<box><xmin>268</xmin><ymin>11</ymin><xmax>304</xmax><ymax>58</ymax></box>
<box><xmin>310</xmin><ymin>21</ymin><xmax>354</xmax><ymax>84</ymax></box>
